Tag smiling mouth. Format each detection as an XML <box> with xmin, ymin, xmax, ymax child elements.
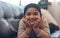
<box><xmin>29</xmin><ymin>20</ymin><xmax>36</xmax><ymax>22</ymax></box>
<box><xmin>28</xmin><ymin>18</ymin><xmax>38</xmax><ymax>21</ymax></box>
<box><xmin>29</xmin><ymin>21</ymin><xmax>35</xmax><ymax>24</ymax></box>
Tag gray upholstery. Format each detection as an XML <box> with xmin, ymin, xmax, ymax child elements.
<box><xmin>0</xmin><ymin>1</ymin><xmax>22</xmax><ymax>38</ymax></box>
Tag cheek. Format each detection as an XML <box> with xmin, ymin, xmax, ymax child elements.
<box><xmin>34</xmin><ymin>16</ymin><xmax>41</xmax><ymax>23</ymax></box>
<box><xmin>24</xmin><ymin>16</ymin><xmax>30</xmax><ymax>22</ymax></box>
<box><xmin>35</xmin><ymin>15</ymin><xmax>41</xmax><ymax>19</ymax></box>
<box><xmin>25</xmin><ymin>16</ymin><xmax>29</xmax><ymax>19</ymax></box>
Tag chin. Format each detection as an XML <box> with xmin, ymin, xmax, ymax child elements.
<box><xmin>29</xmin><ymin>22</ymin><xmax>35</xmax><ymax>25</ymax></box>
<box><xmin>30</xmin><ymin>23</ymin><xmax>34</xmax><ymax>25</ymax></box>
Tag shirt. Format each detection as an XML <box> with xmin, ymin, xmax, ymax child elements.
<box><xmin>18</xmin><ymin>16</ymin><xmax>50</xmax><ymax>38</ymax></box>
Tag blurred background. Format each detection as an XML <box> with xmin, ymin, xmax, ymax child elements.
<box><xmin>0</xmin><ymin>0</ymin><xmax>60</xmax><ymax>27</ymax></box>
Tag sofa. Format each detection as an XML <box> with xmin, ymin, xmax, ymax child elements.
<box><xmin>0</xmin><ymin>1</ymin><xmax>23</xmax><ymax>38</ymax></box>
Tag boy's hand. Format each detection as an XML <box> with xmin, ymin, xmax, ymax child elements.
<box><xmin>23</xmin><ymin>18</ymin><xmax>33</xmax><ymax>28</ymax></box>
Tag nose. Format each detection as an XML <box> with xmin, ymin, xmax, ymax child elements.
<box><xmin>30</xmin><ymin>15</ymin><xmax>34</xmax><ymax>18</ymax></box>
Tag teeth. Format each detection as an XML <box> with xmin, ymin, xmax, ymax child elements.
<box><xmin>29</xmin><ymin>20</ymin><xmax>34</xmax><ymax>21</ymax></box>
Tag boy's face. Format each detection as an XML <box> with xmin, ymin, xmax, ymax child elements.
<box><xmin>24</xmin><ymin>7</ymin><xmax>42</xmax><ymax>25</ymax></box>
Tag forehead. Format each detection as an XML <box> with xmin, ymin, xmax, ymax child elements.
<box><xmin>26</xmin><ymin>7</ymin><xmax>39</xmax><ymax>12</ymax></box>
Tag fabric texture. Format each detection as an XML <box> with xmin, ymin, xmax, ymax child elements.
<box><xmin>18</xmin><ymin>16</ymin><xmax>50</xmax><ymax>38</ymax></box>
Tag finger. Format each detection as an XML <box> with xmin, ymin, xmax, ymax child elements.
<box><xmin>33</xmin><ymin>20</ymin><xmax>41</xmax><ymax>28</ymax></box>
<box><xmin>23</xmin><ymin>18</ymin><xmax>30</xmax><ymax>26</ymax></box>
<box><xmin>33</xmin><ymin>23</ymin><xmax>37</xmax><ymax>28</ymax></box>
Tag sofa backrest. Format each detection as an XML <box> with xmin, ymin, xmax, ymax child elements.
<box><xmin>0</xmin><ymin>1</ymin><xmax>23</xmax><ymax>38</ymax></box>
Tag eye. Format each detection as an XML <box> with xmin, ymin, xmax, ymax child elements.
<box><xmin>26</xmin><ymin>12</ymin><xmax>31</xmax><ymax>16</ymax></box>
<box><xmin>34</xmin><ymin>12</ymin><xmax>38</xmax><ymax>15</ymax></box>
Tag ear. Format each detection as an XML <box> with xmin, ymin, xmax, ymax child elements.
<box><xmin>40</xmin><ymin>14</ymin><xmax>42</xmax><ymax>20</ymax></box>
<box><xmin>40</xmin><ymin>14</ymin><xmax>42</xmax><ymax>17</ymax></box>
